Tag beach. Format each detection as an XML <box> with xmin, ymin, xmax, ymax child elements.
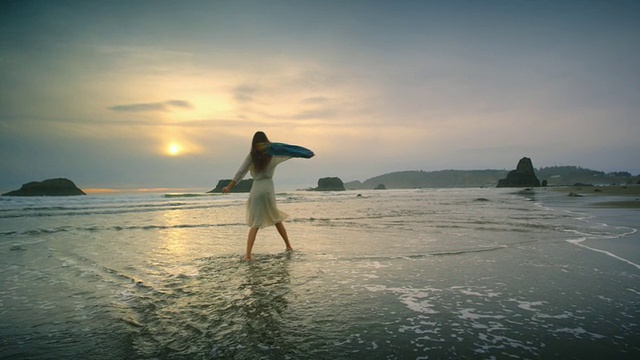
<box><xmin>542</xmin><ymin>185</ymin><xmax>640</xmax><ymax>268</ymax></box>
<box><xmin>548</xmin><ymin>184</ymin><xmax>640</xmax><ymax>208</ymax></box>
<box><xmin>1</xmin><ymin>187</ymin><xmax>639</xmax><ymax>359</ymax></box>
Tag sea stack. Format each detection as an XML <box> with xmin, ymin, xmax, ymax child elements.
<box><xmin>312</xmin><ymin>177</ymin><xmax>346</xmax><ymax>191</ymax></box>
<box><xmin>2</xmin><ymin>178</ymin><xmax>86</xmax><ymax>196</ymax></box>
<box><xmin>496</xmin><ymin>157</ymin><xmax>541</xmax><ymax>188</ymax></box>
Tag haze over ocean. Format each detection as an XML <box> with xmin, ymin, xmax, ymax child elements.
<box><xmin>1</xmin><ymin>188</ymin><xmax>638</xmax><ymax>359</ymax></box>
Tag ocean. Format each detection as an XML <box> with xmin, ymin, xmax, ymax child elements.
<box><xmin>1</xmin><ymin>188</ymin><xmax>639</xmax><ymax>359</ymax></box>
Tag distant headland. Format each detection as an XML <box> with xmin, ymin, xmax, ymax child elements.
<box><xmin>344</xmin><ymin>158</ymin><xmax>640</xmax><ymax>190</ymax></box>
<box><xmin>2</xmin><ymin>178</ymin><xmax>86</xmax><ymax>196</ymax></box>
<box><xmin>205</xmin><ymin>157</ymin><xmax>638</xmax><ymax>193</ymax></box>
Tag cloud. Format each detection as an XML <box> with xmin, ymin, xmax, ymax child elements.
<box><xmin>108</xmin><ymin>100</ymin><xmax>193</xmax><ymax>113</ymax></box>
<box><xmin>233</xmin><ymin>85</ymin><xmax>258</xmax><ymax>103</ymax></box>
<box><xmin>163</xmin><ymin>100</ymin><xmax>193</xmax><ymax>109</ymax></box>
<box><xmin>301</xmin><ymin>96</ymin><xmax>330</xmax><ymax>104</ymax></box>
<box><xmin>290</xmin><ymin>108</ymin><xmax>339</xmax><ymax>120</ymax></box>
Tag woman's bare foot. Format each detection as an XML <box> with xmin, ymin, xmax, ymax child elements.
<box><xmin>286</xmin><ymin>247</ymin><xmax>293</xmax><ymax>252</ymax></box>
<box><xmin>242</xmin><ymin>255</ymin><xmax>252</xmax><ymax>261</ymax></box>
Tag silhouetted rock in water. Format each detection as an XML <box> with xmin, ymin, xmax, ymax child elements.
<box><xmin>209</xmin><ymin>179</ymin><xmax>253</xmax><ymax>193</ymax></box>
<box><xmin>2</xmin><ymin>178</ymin><xmax>86</xmax><ymax>196</ymax></box>
<box><xmin>568</xmin><ymin>192</ymin><xmax>583</xmax><ymax>197</ymax></box>
<box><xmin>474</xmin><ymin>198</ymin><xmax>490</xmax><ymax>202</ymax></box>
<box><xmin>311</xmin><ymin>177</ymin><xmax>345</xmax><ymax>191</ymax></box>
<box><xmin>374</xmin><ymin>184</ymin><xmax>386</xmax><ymax>190</ymax></box>
<box><xmin>573</xmin><ymin>183</ymin><xmax>594</xmax><ymax>187</ymax></box>
<box><xmin>496</xmin><ymin>157</ymin><xmax>541</xmax><ymax>188</ymax></box>
<box><xmin>541</xmin><ymin>180</ymin><xmax>548</xmax><ymax>187</ymax></box>
<box><xmin>516</xmin><ymin>188</ymin><xmax>535</xmax><ymax>195</ymax></box>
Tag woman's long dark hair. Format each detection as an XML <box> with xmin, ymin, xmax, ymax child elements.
<box><xmin>251</xmin><ymin>131</ymin><xmax>272</xmax><ymax>172</ymax></box>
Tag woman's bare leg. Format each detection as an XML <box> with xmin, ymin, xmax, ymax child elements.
<box><xmin>244</xmin><ymin>227</ymin><xmax>259</xmax><ymax>260</ymax></box>
<box><xmin>275</xmin><ymin>222</ymin><xmax>293</xmax><ymax>251</ymax></box>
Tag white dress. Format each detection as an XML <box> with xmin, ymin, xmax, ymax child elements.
<box><xmin>232</xmin><ymin>154</ymin><xmax>290</xmax><ymax>228</ymax></box>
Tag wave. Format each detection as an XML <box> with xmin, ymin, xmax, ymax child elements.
<box><xmin>566</xmin><ymin>236</ymin><xmax>640</xmax><ymax>270</ymax></box>
<box><xmin>335</xmin><ymin>246</ymin><xmax>516</xmax><ymax>262</ymax></box>
<box><xmin>163</xmin><ymin>193</ymin><xmax>214</xmax><ymax>198</ymax></box>
<box><xmin>429</xmin><ymin>245</ymin><xmax>509</xmax><ymax>256</ymax></box>
<box><xmin>3</xmin><ymin>222</ymin><xmax>247</xmax><ymax>237</ymax></box>
<box><xmin>0</xmin><ymin>201</ymin><xmax>238</xmax><ymax>220</ymax></box>
<box><xmin>530</xmin><ymin>197</ymin><xmax>640</xmax><ymax>270</ymax></box>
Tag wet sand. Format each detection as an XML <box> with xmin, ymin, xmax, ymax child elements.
<box><xmin>540</xmin><ymin>184</ymin><xmax>640</xmax><ymax>267</ymax></box>
<box><xmin>547</xmin><ymin>184</ymin><xmax>640</xmax><ymax>208</ymax></box>
<box><xmin>1</xmin><ymin>189</ymin><xmax>639</xmax><ymax>358</ymax></box>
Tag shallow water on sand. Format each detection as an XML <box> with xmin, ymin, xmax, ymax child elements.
<box><xmin>1</xmin><ymin>188</ymin><xmax>639</xmax><ymax>359</ymax></box>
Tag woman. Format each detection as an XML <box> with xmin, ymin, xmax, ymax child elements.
<box><xmin>223</xmin><ymin>131</ymin><xmax>294</xmax><ymax>260</ymax></box>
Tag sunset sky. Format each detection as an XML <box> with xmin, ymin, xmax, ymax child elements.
<box><xmin>1</xmin><ymin>0</ymin><xmax>639</xmax><ymax>191</ymax></box>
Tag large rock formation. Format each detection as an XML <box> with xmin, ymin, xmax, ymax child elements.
<box><xmin>2</xmin><ymin>178</ymin><xmax>86</xmax><ymax>196</ymax></box>
<box><xmin>208</xmin><ymin>179</ymin><xmax>253</xmax><ymax>193</ymax></box>
<box><xmin>312</xmin><ymin>177</ymin><xmax>345</xmax><ymax>191</ymax></box>
<box><xmin>496</xmin><ymin>157</ymin><xmax>541</xmax><ymax>188</ymax></box>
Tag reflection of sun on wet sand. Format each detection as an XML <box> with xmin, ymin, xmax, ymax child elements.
<box><xmin>547</xmin><ymin>185</ymin><xmax>640</xmax><ymax>208</ymax></box>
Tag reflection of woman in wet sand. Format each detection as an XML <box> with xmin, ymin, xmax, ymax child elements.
<box><xmin>223</xmin><ymin>131</ymin><xmax>310</xmax><ymax>260</ymax></box>
<box><xmin>241</xmin><ymin>256</ymin><xmax>291</xmax><ymax>323</ymax></box>
<box><xmin>210</xmin><ymin>255</ymin><xmax>291</xmax><ymax>358</ymax></box>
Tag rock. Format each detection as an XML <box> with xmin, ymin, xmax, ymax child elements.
<box><xmin>496</xmin><ymin>157</ymin><xmax>541</xmax><ymax>188</ymax></box>
<box><xmin>208</xmin><ymin>179</ymin><xmax>253</xmax><ymax>193</ymax></box>
<box><xmin>2</xmin><ymin>178</ymin><xmax>86</xmax><ymax>196</ymax></box>
<box><xmin>541</xmin><ymin>180</ymin><xmax>548</xmax><ymax>187</ymax></box>
<box><xmin>516</xmin><ymin>188</ymin><xmax>535</xmax><ymax>195</ymax></box>
<box><xmin>573</xmin><ymin>183</ymin><xmax>593</xmax><ymax>187</ymax></box>
<box><xmin>474</xmin><ymin>198</ymin><xmax>490</xmax><ymax>202</ymax></box>
<box><xmin>568</xmin><ymin>192</ymin><xmax>583</xmax><ymax>197</ymax></box>
<box><xmin>311</xmin><ymin>177</ymin><xmax>345</xmax><ymax>191</ymax></box>
<box><xmin>374</xmin><ymin>183</ymin><xmax>386</xmax><ymax>190</ymax></box>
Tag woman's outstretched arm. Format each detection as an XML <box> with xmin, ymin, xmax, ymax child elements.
<box><xmin>222</xmin><ymin>154</ymin><xmax>251</xmax><ymax>193</ymax></box>
<box><xmin>222</xmin><ymin>180</ymin><xmax>236</xmax><ymax>193</ymax></box>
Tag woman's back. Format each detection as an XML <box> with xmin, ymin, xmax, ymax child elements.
<box><xmin>250</xmin><ymin>156</ymin><xmax>290</xmax><ymax>180</ymax></box>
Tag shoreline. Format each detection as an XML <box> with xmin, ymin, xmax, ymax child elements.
<box><xmin>544</xmin><ymin>184</ymin><xmax>640</xmax><ymax>208</ymax></box>
<box><xmin>538</xmin><ymin>184</ymin><xmax>640</xmax><ymax>267</ymax></box>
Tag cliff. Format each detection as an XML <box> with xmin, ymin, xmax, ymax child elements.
<box><xmin>2</xmin><ymin>178</ymin><xmax>86</xmax><ymax>196</ymax></box>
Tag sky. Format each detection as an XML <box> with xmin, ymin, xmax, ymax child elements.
<box><xmin>1</xmin><ymin>0</ymin><xmax>639</xmax><ymax>192</ymax></box>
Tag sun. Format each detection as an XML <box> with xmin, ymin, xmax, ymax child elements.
<box><xmin>167</xmin><ymin>143</ymin><xmax>182</xmax><ymax>156</ymax></box>
<box><xmin>161</xmin><ymin>140</ymin><xmax>202</xmax><ymax>157</ymax></box>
